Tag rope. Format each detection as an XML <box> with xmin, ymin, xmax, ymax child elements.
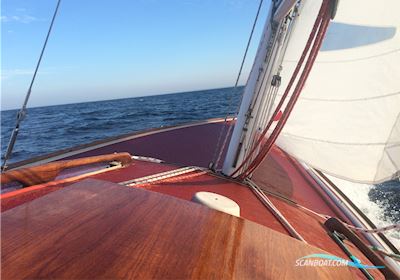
<box><xmin>210</xmin><ymin>0</ymin><xmax>264</xmax><ymax>171</ymax></box>
<box><xmin>370</xmin><ymin>246</ymin><xmax>400</xmax><ymax>262</ymax></box>
<box><xmin>229</xmin><ymin>4</ymin><xmax>324</xmax><ymax>177</ymax></box>
<box><xmin>232</xmin><ymin>4</ymin><xmax>296</xmax><ymax>176</ymax></box>
<box><xmin>243</xmin><ymin>83</ymin><xmax>280</xmax><ymax>172</ymax></box>
<box><xmin>248</xmin><ymin>178</ymin><xmax>399</xmax><ymax>256</ymax></box>
<box><xmin>235</xmin><ymin>0</ymin><xmax>331</xmax><ymax>178</ymax></box>
<box><xmin>1</xmin><ymin>0</ymin><xmax>62</xmax><ymax>172</ymax></box>
<box><xmin>238</xmin><ymin>20</ymin><xmax>287</xmax><ymax>173</ymax></box>
<box><xmin>128</xmin><ymin>171</ymin><xmax>208</xmax><ymax>189</ymax></box>
<box><xmin>234</xmin><ymin>0</ymin><xmax>332</xmax><ymax>179</ymax></box>
<box><xmin>296</xmin><ymin>203</ymin><xmax>400</xmax><ymax>234</ymax></box>
<box><xmin>347</xmin><ymin>223</ymin><xmax>400</xmax><ymax>234</ymax></box>
<box><xmin>119</xmin><ymin>166</ymin><xmax>204</xmax><ymax>186</ymax></box>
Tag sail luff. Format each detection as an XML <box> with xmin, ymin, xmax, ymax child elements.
<box><xmin>224</xmin><ymin>0</ymin><xmax>400</xmax><ymax>183</ymax></box>
<box><xmin>222</xmin><ymin>0</ymin><xmax>298</xmax><ymax>175</ymax></box>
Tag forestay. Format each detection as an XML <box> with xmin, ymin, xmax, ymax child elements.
<box><xmin>274</xmin><ymin>0</ymin><xmax>400</xmax><ymax>183</ymax></box>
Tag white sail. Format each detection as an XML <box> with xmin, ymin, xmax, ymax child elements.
<box><xmin>274</xmin><ymin>0</ymin><xmax>400</xmax><ymax>183</ymax></box>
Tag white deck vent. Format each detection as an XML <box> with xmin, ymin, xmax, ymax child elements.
<box><xmin>192</xmin><ymin>192</ymin><xmax>240</xmax><ymax>217</ymax></box>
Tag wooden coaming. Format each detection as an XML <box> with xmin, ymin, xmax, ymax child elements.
<box><xmin>0</xmin><ymin>152</ymin><xmax>132</xmax><ymax>186</ymax></box>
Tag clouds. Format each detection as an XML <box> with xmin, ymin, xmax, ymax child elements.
<box><xmin>1</xmin><ymin>69</ymin><xmax>34</xmax><ymax>81</ymax></box>
<box><xmin>1</xmin><ymin>6</ymin><xmax>43</xmax><ymax>24</ymax></box>
<box><xmin>1</xmin><ymin>14</ymin><xmax>41</xmax><ymax>24</ymax></box>
<box><xmin>1</xmin><ymin>69</ymin><xmax>51</xmax><ymax>81</ymax></box>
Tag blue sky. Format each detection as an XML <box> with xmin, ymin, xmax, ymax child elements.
<box><xmin>1</xmin><ymin>0</ymin><xmax>269</xmax><ymax>110</ymax></box>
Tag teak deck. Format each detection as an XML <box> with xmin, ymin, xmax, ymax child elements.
<box><xmin>2</xmin><ymin>179</ymin><xmax>354</xmax><ymax>279</ymax></box>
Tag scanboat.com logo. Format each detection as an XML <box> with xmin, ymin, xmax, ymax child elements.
<box><xmin>295</xmin><ymin>254</ymin><xmax>385</xmax><ymax>269</ymax></box>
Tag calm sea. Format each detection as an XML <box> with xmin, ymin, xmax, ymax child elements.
<box><xmin>1</xmin><ymin>86</ymin><xmax>399</xmax><ymax>247</ymax></box>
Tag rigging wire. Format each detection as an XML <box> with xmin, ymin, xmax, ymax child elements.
<box><xmin>247</xmin><ymin>179</ymin><xmax>306</xmax><ymax>242</ymax></box>
<box><xmin>242</xmin><ymin>8</ymin><xmax>299</xmax><ymax>172</ymax></box>
<box><xmin>210</xmin><ymin>0</ymin><xmax>264</xmax><ymax>171</ymax></box>
<box><xmin>237</xmin><ymin>23</ymin><xmax>282</xmax><ymax>172</ymax></box>
<box><xmin>1</xmin><ymin>0</ymin><xmax>62</xmax><ymax>172</ymax></box>
<box><xmin>239</xmin><ymin>17</ymin><xmax>331</xmax><ymax>179</ymax></box>
<box><xmin>231</xmin><ymin>0</ymin><xmax>332</xmax><ymax>179</ymax></box>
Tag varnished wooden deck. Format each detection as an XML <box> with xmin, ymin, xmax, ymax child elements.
<box><xmin>2</xmin><ymin>179</ymin><xmax>354</xmax><ymax>279</ymax></box>
<box><xmin>1</xmin><ymin>120</ymin><xmax>388</xmax><ymax>279</ymax></box>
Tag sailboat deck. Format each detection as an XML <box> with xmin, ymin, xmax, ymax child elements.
<box><xmin>1</xmin><ymin>120</ymin><xmax>386</xmax><ymax>279</ymax></box>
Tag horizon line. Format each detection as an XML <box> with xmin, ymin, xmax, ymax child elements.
<box><xmin>1</xmin><ymin>85</ymin><xmax>245</xmax><ymax>112</ymax></box>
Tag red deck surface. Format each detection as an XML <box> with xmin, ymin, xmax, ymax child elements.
<box><xmin>1</xmin><ymin>120</ymin><xmax>385</xmax><ymax>279</ymax></box>
<box><xmin>65</xmin><ymin>120</ymin><xmax>232</xmax><ymax>168</ymax></box>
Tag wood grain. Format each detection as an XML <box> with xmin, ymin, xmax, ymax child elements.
<box><xmin>0</xmin><ymin>152</ymin><xmax>132</xmax><ymax>187</ymax></box>
<box><xmin>2</xmin><ymin>178</ymin><xmax>354</xmax><ymax>279</ymax></box>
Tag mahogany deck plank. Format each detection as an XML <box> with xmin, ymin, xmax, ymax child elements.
<box><xmin>142</xmin><ymin>174</ymin><xmax>384</xmax><ymax>279</ymax></box>
<box><xmin>2</xmin><ymin>178</ymin><xmax>354</xmax><ymax>280</ymax></box>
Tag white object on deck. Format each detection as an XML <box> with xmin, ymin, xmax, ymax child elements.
<box><xmin>192</xmin><ymin>192</ymin><xmax>240</xmax><ymax>217</ymax></box>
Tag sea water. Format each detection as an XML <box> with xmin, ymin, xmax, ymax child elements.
<box><xmin>1</xmin><ymin>86</ymin><xmax>398</xmax><ymax>248</ymax></box>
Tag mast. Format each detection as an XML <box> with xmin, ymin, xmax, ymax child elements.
<box><xmin>222</xmin><ymin>0</ymin><xmax>298</xmax><ymax>175</ymax></box>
